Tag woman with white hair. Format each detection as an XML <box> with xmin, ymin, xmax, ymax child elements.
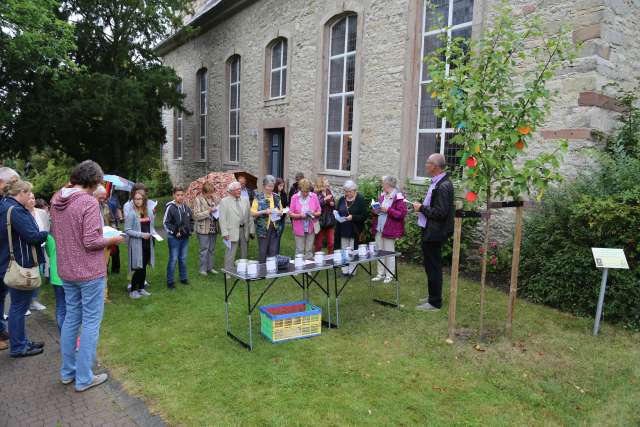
<box><xmin>371</xmin><ymin>176</ymin><xmax>407</xmax><ymax>283</ymax></box>
<box><xmin>251</xmin><ymin>175</ymin><xmax>283</xmax><ymax>262</ymax></box>
<box><xmin>335</xmin><ymin>180</ymin><xmax>367</xmax><ymax>276</ymax></box>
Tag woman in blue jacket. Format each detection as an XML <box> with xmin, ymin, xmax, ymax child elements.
<box><xmin>0</xmin><ymin>180</ymin><xmax>48</xmax><ymax>357</ymax></box>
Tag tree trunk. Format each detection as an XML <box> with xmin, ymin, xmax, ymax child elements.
<box><xmin>479</xmin><ymin>188</ymin><xmax>492</xmax><ymax>340</ymax></box>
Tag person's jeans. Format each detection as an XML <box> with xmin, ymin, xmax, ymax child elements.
<box><xmin>0</xmin><ymin>278</ymin><xmax>7</xmax><ymax>334</ymax></box>
<box><xmin>7</xmin><ymin>287</ymin><xmax>35</xmax><ymax>355</ymax></box>
<box><xmin>60</xmin><ymin>277</ymin><xmax>105</xmax><ymax>389</ymax></box>
<box><xmin>167</xmin><ymin>235</ymin><xmax>189</xmax><ymax>285</ymax></box>
<box><xmin>197</xmin><ymin>233</ymin><xmax>217</xmax><ymax>273</ymax></box>
<box><xmin>53</xmin><ymin>285</ymin><xmax>66</xmax><ymax>334</ymax></box>
<box><xmin>421</xmin><ymin>240</ymin><xmax>444</xmax><ymax>308</ymax></box>
<box><xmin>257</xmin><ymin>226</ymin><xmax>278</xmax><ymax>262</ymax></box>
<box><xmin>314</xmin><ymin>226</ymin><xmax>335</xmax><ymax>254</ymax></box>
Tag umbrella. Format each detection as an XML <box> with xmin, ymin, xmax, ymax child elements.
<box><xmin>231</xmin><ymin>170</ymin><xmax>257</xmax><ymax>190</ymax></box>
<box><xmin>185</xmin><ymin>172</ymin><xmax>237</xmax><ymax>205</ymax></box>
<box><xmin>103</xmin><ymin>174</ymin><xmax>134</xmax><ymax>192</ymax></box>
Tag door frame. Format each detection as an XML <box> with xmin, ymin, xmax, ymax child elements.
<box><xmin>260</xmin><ymin>121</ymin><xmax>289</xmax><ymax>189</ymax></box>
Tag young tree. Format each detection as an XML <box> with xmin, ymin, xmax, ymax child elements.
<box><xmin>425</xmin><ymin>2</ymin><xmax>575</xmax><ymax>337</ymax></box>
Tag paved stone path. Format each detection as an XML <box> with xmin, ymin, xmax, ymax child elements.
<box><xmin>0</xmin><ymin>310</ymin><xmax>165</xmax><ymax>427</ymax></box>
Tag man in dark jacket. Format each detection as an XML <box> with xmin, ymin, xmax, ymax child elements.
<box><xmin>163</xmin><ymin>186</ymin><xmax>194</xmax><ymax>289</ymax></box>
<box><xmin>413</xmin><ymin>153</ymin><xmax>454</xmax><ymax>311</ymax></box>
<box><xmin>287</xmin><ymin>172</ymin><xmax>305</xmax><ymax>202</ymax></box>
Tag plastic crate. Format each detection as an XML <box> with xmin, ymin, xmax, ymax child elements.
<box><xmin>259</xmin><ymin>301</ymin><xmax>322</xmax><ymax>343</ymax></box>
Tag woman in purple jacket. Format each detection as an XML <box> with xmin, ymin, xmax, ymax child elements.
<box><xmin>371</xmin><ymin>176</ymin><xmax>408</xmax><ymax>283</ymax></box>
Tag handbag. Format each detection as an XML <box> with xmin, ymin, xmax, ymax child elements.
<box><xmin>4</xmin><ymin>206</ymin><xmax>42</xmax><ymax>290</ymax></box>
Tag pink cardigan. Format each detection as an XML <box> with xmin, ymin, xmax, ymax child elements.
<box><xmin>50</xmin><ymin>188</ymin><xmax>111</xmax><ymax>282</ymax></box>
<box><xmin>289</xmin><ymin>192</ymin><xmax>321</xmax><ymax>236</ymax></box>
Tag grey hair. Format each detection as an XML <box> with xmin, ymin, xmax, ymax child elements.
<box><xmin>382</xmin><ymin>176</ymin><xmax>397</xmax><ymax>188</ymax></box>
<box><xmin>0</xmin><ymin>167</ymin><xmax>19</xmax><ymax>183</ymax></box>
<box><xmin>343</xmin><ymin>180</ymin><xmax>357</xmax><ymax>191</ymax></box>
<box><xmin>428</xmin><ymin>153</ymin><xmax>446</xmax><ymax>169</ymax></box>
<box><xmin>94</xmin><ymin>184</ymin><xmax>107</xmax><ymax>195</ymax></box>
<box><xmin>262</xmin><ymin>175</ymin><xmax>276</xmax><ymax>187</ymax></box>
<box><xmin>227</xmin><ymin>181</ymin><xmax>242</xmax><ymax>192</ymax></box>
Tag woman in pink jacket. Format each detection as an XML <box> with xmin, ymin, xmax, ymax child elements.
<box><xmin>288</xmin><ymin>179</ymin><xmax>321</xmax><ymax>260</ymax></box>
<box><xmin>371</xmin><ymin>176</ymin><xmax>407</xmax><ymax>283</ymax></box>
<box><xmin>50</xmin><ymin>161</ymin><xmax>123</xmax><ymax>392</ymax></box>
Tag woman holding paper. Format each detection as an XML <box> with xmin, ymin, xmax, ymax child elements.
<box><xmin>336</xmin><ymin>180</ymin><xmax>367</xmax><ymax>276</ymax></box>
<box><xmin>251</xmin><ymin>175</ymin><xmax>283</xmax><ymax>262</ymax></box>
<box><xmin>371</xmin><ymin>176</ymin><xmax>407</xmax><ymax>283</ymax></box>
<box><xmin>193</xmin><ymin>182</ymin><xmax>220</xmax><ymax>275</ymax></box>
<box><xmin>289</xmin><ymin>179</ymin><xmax>321</xmax><ymax>260</ymax></box>
<box><xmin>125</xmin><ymin>188</ymin><xmax>155</xmax><ymax>299</ymax></box>
<box><xmin>314</xmin><ymin>176</ymin><xmax>336</xmax><ymax>254</ymax></box>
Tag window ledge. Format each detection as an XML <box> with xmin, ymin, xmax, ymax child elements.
<box><xmin>264</xmin><ymin>97</ymin><xmax>288</xmax><ymax>107</ymax></box>
<box><xmin>195</xmin><ymin>159</ymin><xmax>208</xmax><ymax>163</ymax></box>
<box><xmin>319</xmin><ymin>170</ymin><xmax>352</xmax><ymax>178</ymax></box>
<box><xmin>409</xmin><ymin>178</ymin><xmax>429</xmax><ymax>186</ymax></box>
<box><xmin>223</xmin><ymin>161</ymin><xmax>240</xmax><ymax>168</ymax></box>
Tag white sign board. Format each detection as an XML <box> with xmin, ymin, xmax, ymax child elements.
<box><xmin>591</xmin><ymin>248</ymin><xmax>629</xmax><ymax>269</ymax></box>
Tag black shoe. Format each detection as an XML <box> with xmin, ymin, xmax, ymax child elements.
<box><xmin>10</xmin><ymin>347</ymin><xmax>44</xmax><ymax>358</ymax></box>
<box><xmin>180</xmin><ymin>280</ymin><xmax>189</xmax><ymax>285</ymax></box>
<box><xmin>28</xmin><ymin>341</ymin><xmax>44</xmax><ymax>349</ymax></box>
<box><xmin>167</xmin><ymin>283</ymin><xmax>176</xmax><ymax>291</ymax></box>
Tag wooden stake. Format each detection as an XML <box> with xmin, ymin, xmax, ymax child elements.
<box><xmin>448</xmin><ymin>216</ymin><xmax>463</xmax><ymax>341</ymax></box>
<box><xmin>479</xmin><ymin>206</ymin><xmax>491</xmax><ymax>340</ymax></box>
<box><xmin>506</xmin><ymin>205</ymin><xmax>524</xmax><ymax>340</ymax></box>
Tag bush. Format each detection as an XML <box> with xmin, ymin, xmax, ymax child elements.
<box><xmin>140</xmin><ymin>167</ymin><xmax>173</xmax><ymax>198</ymax></box>
<box><xmin>356</xmin><ymin>176</ymin><xmax>479</xmax><ymax>265</ymax></box>
<box><xmin>520</xmin><ymin>86</ymin><xmax>640</xmax><ymax>330</ymax></box>
<box><xmin>28</xmin><ymin>153</ymin><xmax>75</xmax><ymax>200</ymax></box>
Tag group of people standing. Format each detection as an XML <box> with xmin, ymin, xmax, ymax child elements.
<box><xmin>0</xmin><ymin>152</ymin><xmax>454</xmax><ymax>391</ymax></box>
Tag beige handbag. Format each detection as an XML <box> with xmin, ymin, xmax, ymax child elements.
<box><xmin>4</xmin><ymin>206</ymin><xmax>42</xmax><ymax>290</ymax></box>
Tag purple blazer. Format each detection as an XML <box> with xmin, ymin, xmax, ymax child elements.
<box><xmin>371</xmin><ymin>192</ymin><xmax>408</xmax><ymax>239</ymax></box>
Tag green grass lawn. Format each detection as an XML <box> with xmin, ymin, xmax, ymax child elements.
<box><xmin>40</xmin><ymin>228</ymin><xmax>640</xmax><ymax>426</ymax></box>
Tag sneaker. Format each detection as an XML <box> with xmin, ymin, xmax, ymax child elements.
<box><xmin>61</xmin><ymin>377</ymin><xmax>75</xmax><ymax>385</ymax></box>
<box><xmin>10</xmin><ymin>347</ymin><xmax>43</xmax><ymax>358</ymax></box>
<box><xmin>30</xmin><ymin>301</ymin><xmax>47</xmax><ymax>311</ymax></box>
<box><xmin>167</xmin><ymin>283</ymin><xmax>176</xmax><ymax>291</ymax></box>
<box><xmin>199</xmin><ymin>271</ymin><xmax>207</xmax><ymax>276</ymax></box>
<box><xmin>129</xmin><ymin>291</ymin><xmax>141</xmax><ymax>300</ymax></box>
<box><xmin>416</xmin><ymin>302</ymin><xmax>441</xmax><ymax>312</ymax></box>
<box><xmin>25</xmin><ymin>310</ymin><xmax>32</xmax><ymax>317</ymax></box>
<box><xmin>139</xmin><ymin>289</ymin><xmax>151</xmax><ymax>297</ymax></box>
<box><xmin>208</xmin><ymin>269</ymin><xmax>219</xmax><ymax>275</ymax></box>
<box><xmin>419</xmin><ymin>297</ymin><xmax>429</xmax><ymax>304</ymax></box>
<box><xmin>371</xmin><ymin>275</ymin><xmax>384</xmax><ymax>282</ymax></box>
<box><xmin>180</xmin><ymin>280</ymin><xmax>189</xmax><ymax>285</ymax></box>
<box><xmin>383</xmin><ymin>277</ymin><xmax>393</xmax><ymax>284</ymax></box>
<box><xmin>75</xmin><ymin>373</ymin><xmax>108</xmax><ymax>392</ymax></box>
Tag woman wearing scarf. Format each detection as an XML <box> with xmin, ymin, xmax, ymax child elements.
<box><xmin>289</xmin><ymin>179</ymin><xmax>321</xmax><ymax>260</ymax></box>
<box><xmin>335</xmin><ymin>180</ymin><xmax>367</xmax><ymax>276</ymax></box>
<box><xmin>371</xmin><ymin>176</ymin><xmax>407</xmax><ymax>283</ymax></box>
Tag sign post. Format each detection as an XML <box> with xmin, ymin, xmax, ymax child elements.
<box><xmin>591</xmin><ymin>248</ymin><xmax>629</xmax><ymax>336</ymax></box>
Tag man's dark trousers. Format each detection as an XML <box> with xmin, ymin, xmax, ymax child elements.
<box><xmin>421</xmin><ymin>240</ymin><xmax>443</xmax><ymax>308</ymax></box>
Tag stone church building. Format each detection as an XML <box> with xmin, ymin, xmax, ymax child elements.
<box><xmin>157</xmin><ymin>0</ymin><xmax>639</xmax><ymax>187</ymax></box>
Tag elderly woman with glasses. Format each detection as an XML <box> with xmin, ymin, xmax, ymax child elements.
<box><xmin>251</xmin><ymin>175</ymin><xmax>283</xmax><ymax>262</ymax></box>
<box><xmin>371</xmin><ymin>176</ymin><xmax>407</xmax><ymax>283</ymax></box>
<box><xmin>289</xmin><ymin>178</ymin><xmax>321</xmax><ymax>260</ymax></box>
<box><xmin>335</xmin><ymin>180</ymin><xmax>367</xmax><ymax>276</ymax></box>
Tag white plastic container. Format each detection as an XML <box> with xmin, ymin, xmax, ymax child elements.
<box><xmin>314</xmin><ymin>251</ymin><xmax>325</xmax><ymax>265</ymax></box>
<box><xmin>333</xmin><ymin>251</ymin><xmax>343</xmax><ymax>264</ymax></box>
<box><xmin>236</xmin><ymin>259</ymin><xmax>248</xmax><ymax>274</ymax></box>
<box><xmin>368</xmin><ymin>242</ymin><xmax>378</xmax><ymax>255</ymax></box>
<box><xmin>358</xmin><ymin>244</ymin><xmax>368</xmax><ymax>258</ymax></box>
<box><xmin>247</xmin><ymin>260</ymin><xmax>259</xmax><ymax>277</ymax></box>
<box><xmin>266</xmin><ymin>257</ymin><xmax>277</xmax><ymax>273</ymax></box>
<box><xmin>294</xmin><ymin>254</ymin><xmax>305</xmax><ymax>269</ymax></box>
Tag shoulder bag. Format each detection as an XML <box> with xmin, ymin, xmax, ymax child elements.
<box><xmin>4</xmin><ymin>206</ymin><xmax>42</xmax><ymax>290</ymax></box>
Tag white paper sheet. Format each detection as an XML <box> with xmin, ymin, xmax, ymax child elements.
<box><xmin>152</xmin><ymin>232</ymin><xmax>164</xmax><ymax>242</ymax></box>
<box><xmin>103</xmin><ymin>226</ymin><xmax>124</xmax><ymax>239</ymax></box>
<box><xmin>333</xmin><ymin>210</ymin><xmax>347</xmax><ymax>223</ymax></box>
